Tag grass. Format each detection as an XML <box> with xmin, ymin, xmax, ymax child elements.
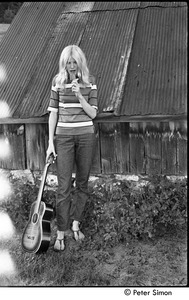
<box><xmin>0</xmin><ymin>174</ymin><xmax>187</xmax><ymax>287</ymax></box>
<box><xmin>0</xmin><ymin>224</ymin><xmax>187</xmax><ymax>287</ymax></box>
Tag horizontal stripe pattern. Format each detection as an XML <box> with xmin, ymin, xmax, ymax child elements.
<box><xmin>59</xmin><ymin>103</ymin><xmax>83</xmax><ymax>108</ymax></box>
<box><xmin>48</xmin><ymin>107</ymin><xmax>58</xmax><ymax>112</ymax></box>
<box><xmin>57</xmin><ymin>121</ymin><xmax>93</xmax><ymax>127</ymax></box>
<box><xmin>59</xmin><ymin>94</ymin><xmax>89</xmax><ymax>102</ymax></box>
<box><xmin>47</xmin><ymin>75</ymin><xmax>98</xmax><ymax>134</ymax></box>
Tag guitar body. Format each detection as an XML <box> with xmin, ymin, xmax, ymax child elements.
<box><xmin>22</xmin><ymin>154</ymin><xmax>55</xmax><ymax>254</ymax></box>
<box><xmin>22</xmin><ymin>200</ymin><xmax>53</xmax><ymax>254</ymax></box>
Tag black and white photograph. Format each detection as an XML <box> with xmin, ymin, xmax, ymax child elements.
<box><xmin>0</xmin><ymin>2</ymin><xmax>187</xmax><ymax>298</ymax></box>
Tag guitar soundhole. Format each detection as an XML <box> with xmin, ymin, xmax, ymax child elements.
<box><xmin>32</xmin><ymin>214</ymin><xmax>38</xmax><ymax>223</ymax></box>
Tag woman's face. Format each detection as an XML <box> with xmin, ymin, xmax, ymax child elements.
<box><xmin>66</xmin><ymin>56</ymin><xmax>78</xmax><ymax>80</ymax></box>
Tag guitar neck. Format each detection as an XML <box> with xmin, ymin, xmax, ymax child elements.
<box><xmin>34</xmin><ymin>163</ymin><xmax>50</xmax><ymax>213</ymax></box>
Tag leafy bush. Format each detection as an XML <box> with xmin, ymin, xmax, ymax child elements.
<box><xmin>0</xmin><ymin>2</ymin><xmax>23</xmax><ymax>23</ymax></box>
<box><xmin>83</xmin><ymin>175</ymin><xmax>187</xmax><ymax>248</ymax></box>
<box><xmin>0</xmin><ymin>175</ymin><xmax>187</xmax><ymax>248</ymax></box>
<box><xmin>0</xmin><ymin>180</ymin><xmax>55</xmax><ymax>232</ymax></box>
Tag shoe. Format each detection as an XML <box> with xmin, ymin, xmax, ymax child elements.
<box><xmin>53</xmin><ymin>238</ymin><xmax>65</xmax><ymax>251</ymax></box>
<box><xmin>72</xmin><ymin>230</ymin><xmax>85</xmax><ymax>241</ymax></box>
<box><xmin>72</xmin><ymin>221</ymin><xmax>85</xmax><ymax>241</ymax></box>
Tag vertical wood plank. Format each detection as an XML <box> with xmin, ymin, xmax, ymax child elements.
<box><xmin>99</xmin><ymin>123</ymin><xmax>117</xmax><ymax>174</ymax></box>
<box><xmin>90</xmin><ymin>123</ymin><xmax>101</xmax><ymax>174</ymax></box>
<box><xmin>0</xmin><ymin>124</ymin><xmax>26</xmax><ymax>169</ymax></box>
<box><xmin>145</xmin><ymin>132</ymin><xmax>162</xmax><ymax>175</ymax></box>
<box><xmin>162</xmin><ymin>133</ymin><xmax>177</xmax><ymax>175</ymax></box>
<box><xmin>129</xmin><ymin>132</ymin><xmax>145</xmax><ymax>174</ymax></box>
<box><xmin>176</xmin><ymin>136</ymin><xmax>187</xmax><ymax>175</ymax></box>
<box><xmin>25</xmin><ymin>123</ymin><xmax>49</xmax><ymax>171</ymax></box>
<box><xmin>118</xmin><ymin>122</ymin><xmax>130</xmax><ymax>173</ymax></box>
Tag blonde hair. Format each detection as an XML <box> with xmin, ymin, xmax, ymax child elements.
<box><xmin>55</xmin><ymin>45</ymin><xmax>90</xmax><ymax>88</ymax></box>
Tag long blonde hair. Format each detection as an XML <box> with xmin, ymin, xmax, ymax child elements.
<box><xmin>55</xmin><ymin>45</ymin><xmax>90</xmax><ymax>88</ymax></box>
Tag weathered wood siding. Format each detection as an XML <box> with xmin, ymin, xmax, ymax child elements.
<box><xmin>0</xmin><ymin>121</ymin><xmax>187</xmax><ymax>175</ymax></box>
<box><xmin>0</xmin><ymin>124</ymin><xmax>25</xmax><ymax>169</ymax></box>
<box><xmin>25</xmin><ymin>123</ymin><xmax>49</xmax><ymax>171</ymax></box>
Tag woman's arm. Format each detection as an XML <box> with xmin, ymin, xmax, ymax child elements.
<box><xmin>46</xmin><ymin>111</ymin><xmax>58</xmax><ymax>161</ymax></box>
<box><xmin>48</xmin><ymin>111</ymin><xmax>58</xmax><ymax>142</ymax></box>
<box><xmin>77</xmin><ymin>94</ymin><xmax>97</xmax><ymax>119</ymax></box>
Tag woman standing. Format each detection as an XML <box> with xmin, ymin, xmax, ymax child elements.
<box><xmin>46</xmin><ymin>45</ymin><xmax>98</xmax><ymax>251</ymax></box>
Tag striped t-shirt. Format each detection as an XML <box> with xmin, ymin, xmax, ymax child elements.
<box><xmin>47</xmin><ymin>75</ymin><xmax>98</xmax><ymax>135</ymax></box>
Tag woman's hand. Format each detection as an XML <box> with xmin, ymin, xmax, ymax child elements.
<box><xmin>71</xmin><ymin>78</ymin><xmax>97</xmax><ymax>119</ymax></box>
<box><xmin>71</xmin><ymin>79</ymin><xmax>81</xmax><ymax>98</ymax></box>
<box><xmin>46</xmin><ymin>142</ymin><xmax>57</xmax><ymax>163</ymax></box>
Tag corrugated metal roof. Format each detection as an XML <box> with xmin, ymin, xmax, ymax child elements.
<box><xmin>0</xmin><ymin>2</ymin><xmax>95</xmax><ymax>118</ymax></box>
<box><xmin>80</xmin><ymin>8</ymin><xmax>138</xmax><ymax>112</ymax></box>
<box><xmin>92</xmin><ymin>2</ymin><xmax>141</xmax><ymax>10</ymax></box>
<box><xmin>140</xmin><ymin>2</ymin><xmax>186</xmax><ymax>8</ymax></box>
<box><xmin>93</xmin><ymin>2</ymin><xmax>186</xmax><ymax>10</ymax></box>
<box><xmin>13</xmin><ymin>11</ymin><xmax>93</xmax><ymax>118</ymax></box>
<box><xmin>0</xmin><ymin>2</ymin><xmax>187</xmax><ymax>120</ymax></box>
<box><xmin>117</xmin><ymin>4</ymin><xmax>187</xmax><ymax>116</ymax></box>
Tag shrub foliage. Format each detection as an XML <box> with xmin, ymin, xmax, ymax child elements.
<box><xmin>0</xmin><ymin>175</ymin><xmax>187</xmax><ymax>249</ymax></box>
<box><xmin>0</xmin><ymin>2</ymin><xmax>23</xmax><ymax>23</ymax></box>
<box><xmin>83</xmin><ymin>175</ymin><xmax>187</xmax><ymax>247</ymax></box>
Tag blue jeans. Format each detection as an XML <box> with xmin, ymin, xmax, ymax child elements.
<box><xmin>55</xmin><ymin>133</ymin><xmax>95</xmax><ymax>231</ymax></box>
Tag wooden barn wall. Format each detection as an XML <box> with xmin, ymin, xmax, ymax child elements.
<box><xmin>0</xmin><ymin>124</ymin><xmax>25</xmax><ymax>170</ymax></box>
<box><xmin>98</xmin><ymin>121</ymin><xmax>187</xmax><ymax>176</ymax></box>
<box><xmin>0</xmin><ymin>121</ymin><xmax>187</xmax><ymax>176</ymax></box>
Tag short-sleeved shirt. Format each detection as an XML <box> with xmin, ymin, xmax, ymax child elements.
<box><xmin>47</xmin><ymin>75</ymin><xmax>98</xmax><ymax>135</ymax></box>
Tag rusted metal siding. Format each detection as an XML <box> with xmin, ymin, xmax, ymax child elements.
<box><xmin>117</xmin><ymin>5</ymin><xmax>187</xmax><ymax>116</ymax></box>
<box><xmin>0</xmin><ymin>2</ymin><xmax>95</xmax><ymax>118</ymax></box>
<box><xmin>80</xmin><ymin>8</ymin><xmax>139</xmax><ymax>113</ymax></box>
<box><xmin>93</xmin><ymin>2</ymin><xmax>186</xmax><ymax>10</ymax></box>
<box><xmin>92</xmin><ymin>2</ymin><xmax>141</xmax><ymax>10</ymax></box>
<box><xmin>13</xmin><ymin>12</ymin><xmax>92</xmax><ymax>117</ymax></box>
<box><xmin>140</xmin><ymin>2</ymin><xmax>186</xmax><ymax>8</ymax></box>
<box><xmin>0</xmin><ymin>2</ymin><xmax>187</xmax><ymax>119</ymax></box>
<box><xmin>0</xmin><ymin>2</ymin><xmax>66</xmax><ymax>117</ymax></box>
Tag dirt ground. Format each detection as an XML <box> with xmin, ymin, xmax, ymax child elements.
<box><xmin>0</xmin><ymin>219</ymin><xmax>187</xmax><ymax>287</ymax></box>
<box><xmin>49</xmin><ymin>224</ymin><xmax>187</xmax><ymax>287</ymax></box>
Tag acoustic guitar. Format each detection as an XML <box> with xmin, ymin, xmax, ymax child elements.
<box><xmin>22</xmin><ymin>154</ymin><xmax>55</xmax><ymax>254</ymax></box>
